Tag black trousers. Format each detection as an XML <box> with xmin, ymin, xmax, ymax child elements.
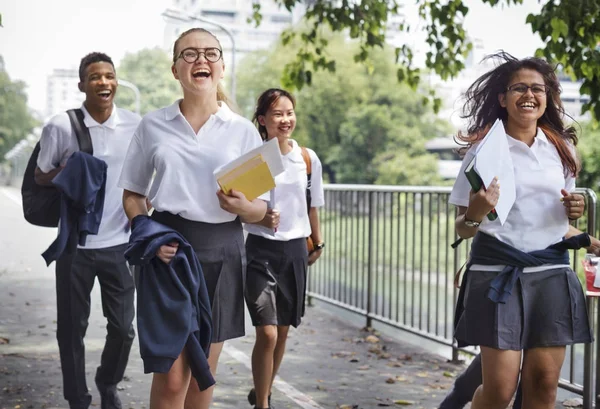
<box><xmin>55</xmin><ymin>242</ymin><xmax>135</xmax><ymax>407</ymax></box>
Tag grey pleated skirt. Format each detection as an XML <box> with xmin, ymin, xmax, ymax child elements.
<box><xmin>455</xmin><ymin>266</ymin><xmax>592</xmax><ymax>350</ymax></box>
<box><xmin>245</xmin><ymin>234</ymin><xmax>308</xmax><ymax>328</ymax></box>
<box><xmin>152</xmin><ymin>211</ymin><xmax>246</xmax><ymax>343</ymax></box>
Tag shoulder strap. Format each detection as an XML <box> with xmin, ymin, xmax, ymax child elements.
<box><xmin>300</xmin><ymin>147</ymin><xmax>312</xmax><ymax>175</ymax></box>
<box><xmin>67</xmin><ymin>109</ymin><xmax>93</xmax><ymax>155</ymax></box>
<box><xmin>300</xmin><ymin>147</ymin><xmax>312</xmax><ymax>214</ymax></box>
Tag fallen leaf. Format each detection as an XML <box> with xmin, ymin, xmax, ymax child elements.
<box><xmin>337</xmin><ymin>405</ymin><xmax>358</xmax><ymax>409</ymax></box>
<box><xmin>0</xmin><ymin>337</ymin><xmax>9</xmax><ymax>345</ymax></box>
<box><xmin>387</xmin><ymin>361</ymin><xmax>403</xmax><ymax>368</ymax></box>
<box><xmin>366</xmin><ymin>335</ymin><xmax>380</xmax><ymax>343</ymax></box>
<box><xmin>396</xmin><ymin>376</ymin><xmax>408</xmax><ymax>382</ymax></box>
<box><xmin>357</xmin><ymin>365</ymin><xmax>370</xmax><ymax>370</ymax></box>
<box><xmin>416</xmin><ymin>372</ymin><xmax>429</xmax><ymax>378</ymax></box>
<box><xmin>386</xmin><ymin>378</ymin><xmax>396</xmax><ymax>384</ymax></box>
<box><xmin>443</xmin><ymin>371</ymin><xmax>454</xmax><ymax>378</ymax></box>
<box><xmin>393</xmin><ymin>400</ymin><xmax>415</xmax><ymax>406</ymax></box>
<box><xmin>349</xmin><ymin>358</ymin><xmax>360</xmax><ymax>363</ymax></box>
<box><xmin>563</xmin><ymin>397</ymin><xmax>583</xmax><ymax>407</ymax></box>
<box><xmin>332</xmin><ymin>351</ymin><xmax>355</xmax><ymax>358</ymax></box>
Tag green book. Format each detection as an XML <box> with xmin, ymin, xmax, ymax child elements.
<box><xmin>464</xmin><ymin>157</ymin><xmax>498</xmax><ymax>221</ymax></box>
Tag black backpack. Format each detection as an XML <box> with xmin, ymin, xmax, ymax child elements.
<box><xmin>21</xmin><ymin>109</ymin><xmax>93</xmax><ymax>227</ymax></box>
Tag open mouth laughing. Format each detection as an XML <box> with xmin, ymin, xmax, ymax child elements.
<box><xmin>192</xmin><ymin>69</ymin><xmax>211</xmax><ymax>79</ymax></box>
<box><xmin>97</xmin><ymin>89</ymin><xmax>113</xmax><ymax>101</ymax></box>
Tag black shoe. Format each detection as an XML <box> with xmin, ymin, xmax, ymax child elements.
<box><xmin>68</xmin><ymin>394</ymin><xmax>92</xmax><ymax>409</ymax></box>
<box><xmin>438</xmin><ymin>388</ymin><xmax>469</xmax><ymax>409</ymax></box>
<box><xmin>248</xmin><ymin>389</ymin><xmax>271</xmax><ymax>407</ymax></box>
<box><xmin>95</xmin><ymin>380</ymin><xmax>122</xmax><ymax>409</ymax></box>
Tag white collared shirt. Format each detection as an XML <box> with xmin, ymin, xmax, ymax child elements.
<box><xmin>37</xmin><ymin>104</ymin><xmax>141</xmax><ymax>249</ymax></box>
<box><xmin>450</xmin><ymin>127</ymin><xmax>575</xmax><ymax>257</ymax></box>
<box><xmin>118</xmin><ymin>100</ymin><xmax>266</xmax><ymax>223</ymax></box>
<box><xmin>244</xmin><ymin>140</ymin><xmax>325</xmax><ymax>241</ymax></box>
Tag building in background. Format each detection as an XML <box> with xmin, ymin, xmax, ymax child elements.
<box><xmin>45</xmin><ymin>69</ymin><xmax>84</xmax><ymax>118</ymax></box>
<box><xmin>163</xmin><ymin>0</ymin><xmax>305</xmax><ymax>74</ymax></box>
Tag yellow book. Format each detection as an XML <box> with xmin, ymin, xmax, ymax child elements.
<box><xmin>217</xmin><ymin>154</ymin><xmax>275</xmax><ymax>201</ymax></box>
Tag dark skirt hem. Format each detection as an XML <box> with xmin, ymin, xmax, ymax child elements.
<box><xmin>454</xmin><ymin>266</ymin><xmax>593</xmax><ymax>351</ymax></box>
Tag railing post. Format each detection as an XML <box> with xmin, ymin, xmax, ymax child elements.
<box><xmin>582</xmin><ymin>188</ymin><xmax>598</xmax><ymax>409</ymax></box>
<box><xmin>451</xmin><ymin>206</ymin><xmax>461</xmax><ymax>363</ymax></box>
<box><xmin>584</xmin><ymin>297</ymin><xmax>595</xmax><ymax>409</ymax></box>
<box><xmin>366</xmin><ymin>190</ymin><xmax>374</xmax><ymax>328</ymax></box>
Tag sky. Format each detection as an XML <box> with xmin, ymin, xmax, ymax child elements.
<box><xmin>0</xmin><ymin>0</ymin><xmax>545</xmax><ymax>114</ymax></box>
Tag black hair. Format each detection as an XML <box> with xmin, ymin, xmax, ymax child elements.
<box><xmin>78</xmin><ymin>52</ymin><xmax>115</xmax><ymax>82</ymax></box>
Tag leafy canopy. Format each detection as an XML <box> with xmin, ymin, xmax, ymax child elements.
<box><xmin>250</xmin><ymin>0</ymin><xmax>600</xmax><ymax>118</ymax></box>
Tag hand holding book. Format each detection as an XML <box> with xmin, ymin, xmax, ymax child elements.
<box><xmin>465</xmin><ymin>176</ymin><xmax>500</xmax><ymax>222</ymax></box>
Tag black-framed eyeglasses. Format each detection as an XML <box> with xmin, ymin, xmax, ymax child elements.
<box><xmin>506</xmin><ymin>83</ymin><xmax>549</xmax><ymax>96</ymax></box>
<box><xmin>177</xmin><ymin>47</ymin><xmax>222</xmax><ymax>64</ymax></box>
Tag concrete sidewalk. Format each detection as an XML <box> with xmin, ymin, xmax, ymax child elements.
<box><xmin>0</xmin><ymin>186</ymin><xmax>574</xmax><ymax>409</ymax></box>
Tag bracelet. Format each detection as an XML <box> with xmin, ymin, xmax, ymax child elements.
<box><xmin>314</xmin><ymin>242</ymin><xmax>325</xmax><ymax>250</ymax></box>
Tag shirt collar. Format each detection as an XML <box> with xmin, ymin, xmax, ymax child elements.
<box><xmin>165</xmin><ymin>99</ymin><xmax>234</xmax><ymax>122</ymax></box>
<box><xmin>80</xmin><ymin>103</ymin><xmax>119</xmax><ymax>129</ymax></box>
<box><xmin>506</xmin><ymin>127</ymin><xmax>547</xmax><ymax>148</ymax></box>
<box><xmin>534</xmin><ymin>127</ymin><xmax>549</xmax><ymax>144</ymax></box>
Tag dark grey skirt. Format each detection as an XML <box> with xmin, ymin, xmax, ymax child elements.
<box><xmin>455</xmin><ymin>266</ymin><xmax>592</xmax><ymax>350</ymax></box>
<box><xmin>152</xmin><ymin>211</ymin><xmax>246</xmax><ymax>343</ymax></box>
<box><xmin>245</xmin><ymin>234</ymin><xmax>308</xmax><ymax>328</ymax></box>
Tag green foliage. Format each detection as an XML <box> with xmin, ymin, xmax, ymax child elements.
<box><xmin>236</xmin><ymin>33</ymin><xmax>450</xmax><ymax>185</ymax></box>
<box><xmin>577</xmin><ymin>121</ymin><xmax>600</xmax><ymax>194</ymax></box>
<box><xmin>0</xmin><ymin>56</ymin><xmax>38</xmax><ymax>159</ymax></box>
<box><xmin>115</xmin><ymin>47</ymin><xmax>182</xmax><ymax>115</ymax></box>
<box><xmin>250</xmin><ymin>0</ymin><xmax>600</xmax><ymax>119</ymax></box>
<box><xmin>526</xmin><ymin>0</ymin><xmax>600</xmax><ymax>119</ymax></box>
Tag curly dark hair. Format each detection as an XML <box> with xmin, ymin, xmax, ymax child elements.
<box><xmin>78</xmin><ymin>52</ymin><xmax>114</xmax><ymax>82</ymax></box>
<box><xmin>456</xmin><ymin>51</ymin><xmax>578</xmax><ymax>176</ymax></box>
<box><xmin>253</xmin><ymin>88</ymin><xmax>296</xmax><ymax>141</ymax></box>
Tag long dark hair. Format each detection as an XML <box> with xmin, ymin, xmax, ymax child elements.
<box><xmin>457</xmin><ymin>51</ymin><xmax>578</xmax><ymax>176</ymax></box>
<box><xmin>253</xmin><ymin>88</ymin><xmax>296</xmax><ymax>140</ymax></box>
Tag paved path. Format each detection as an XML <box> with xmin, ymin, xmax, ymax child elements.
<box><xmin>0</xmin><ymin>186</ymin><xmax>575</xmax><ymax>409</ymax></box>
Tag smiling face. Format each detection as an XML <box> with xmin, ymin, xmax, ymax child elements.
<box><xmin>172</xmin><ymin>30</ymin><xmax>225</xmax><ymax>96</ymax></box>
<box><xmin>499</xmin><ymin>68</ymin><xmax>548</xmax><ymax>129</ymax></box>
<box><xmin>259</xmin><ymin>96</ymin><xmax>296</xmax><ymax>142</ymax></box>
<box><xmin>79</xmin><ymin>62</ymin><xmax>117</xmax><ymax>111</ymax></box>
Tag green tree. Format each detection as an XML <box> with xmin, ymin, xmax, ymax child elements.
<box><xmin>236</xmin><ymin>33</ymin><xmax>449</xmax><ymax>185</ymax></box>
<box><xmin>0</xmin><ymin>56</ymin><xmax>37</xmax><ymax>159</ymax></box>
<box><xmin>115</xmin><ymin>48</ymin><xmax>182</xmax><ymax>115</ymax></box>
<box><xmin>577</xmin><ymin>122</ymin><xmax>600</xmax><ymax>194</ymax></box>
<box><xmin>250</xmin><ymin>0</ymin><xmax>600</xmax><ymax>118</ymax></box>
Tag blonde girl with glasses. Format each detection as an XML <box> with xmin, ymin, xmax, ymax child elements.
<box><xmin>118</xmin><ymin>28</ymin><xmax>268</xmax><ymax>409</ymax></box>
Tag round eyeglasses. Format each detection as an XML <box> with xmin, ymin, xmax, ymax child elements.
<box><xmin>506</xmin><ymin>83</ymin><xmax>549</xmax><ymax>96</ymax></box>
<box><xmin>177</xmin><ymin>47</ymin><xmax>223</xmax><ymax>64</ymax></box>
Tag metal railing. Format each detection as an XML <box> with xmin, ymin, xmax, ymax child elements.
<box><xmin>307</xmin><ymin>184</ymin><xmax>599</xmax><ymax>408</ymax></box>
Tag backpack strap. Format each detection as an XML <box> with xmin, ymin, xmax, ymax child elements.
<box><xmin>300</xmin><ymin>147</ymin><xmax>312</xmax><ymax>213</ymax></box>
<box><xmin>67</xmin><ymin>109</ymin><xmax>93</xmax><ymax>155</ymax></box>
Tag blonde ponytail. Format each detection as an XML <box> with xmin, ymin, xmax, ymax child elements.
<box><xmin>217</xmin><ymin>83</ymin><xmax>239</xmax><ymax>114</ymax></box>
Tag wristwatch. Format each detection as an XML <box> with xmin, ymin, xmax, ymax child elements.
<box><xmin>314</xmin><ymin>242</ymin><xmax>325</xmax><ymax>250</ymax></box>
<box><xmin>464</xmin><ymin>218</ymin><xmax>481</xmax><ymax>228</ymax></box>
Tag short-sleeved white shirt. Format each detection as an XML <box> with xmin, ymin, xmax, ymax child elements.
<box><xmin>37</xmin><ymin>104</ymin><xmax>141</xmax><ymax>249</ymax></box>
<box><xmin>118</xmin><ymin>100</ymin><xmax>267</xmax><ymax>223</ymax></box>
<box><xmin>450</xmin><ymin>128</ymin><xmax>575</xmax><ymax>258</ymax></box>
<box><xmin>245</xmin><ymin>140</ymin><xmax>325</xmax><ymax>241</ymax></box>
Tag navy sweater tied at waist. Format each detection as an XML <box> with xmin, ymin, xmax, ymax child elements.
<box><xmin>467</xmin><ymin>232</ymin><xmax>590</xmax><ymax>304</ymax></box>
<box><xmin>125</xmin><ymin>215</ymin><xmax>215</xmax><ymax>391</ymax></box>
